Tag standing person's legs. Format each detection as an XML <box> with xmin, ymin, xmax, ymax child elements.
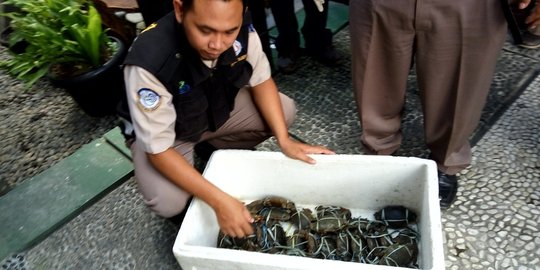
<box><xmin>136</xmin><ymin>0</ymin><xmax>173</xmax><ymax>26</ymax></box>
<box><xmin>270</xmin><ymin>0</ymin><xmax>300</xmax><ymax>73</ymax></box>
<box><xmin>247</xmin><ymin>0</ymin><xmax>274</xmax><ymax>70</ymax></box>
<box><xmin>414</xmin><ymin>0</ymin><xmax>507</xmax><ymax>175</ymax></box>
<box><xmin>301</xmin><ymin>0</ymin><xmax>330</xmax><ymax>50</ymax></box>
<box><xmin>131</xmin><ymin>88</ymin><xmax>296</xmax><ymax>217</ymax></box>
<box><xmin>349</xmin><ymin>0</ymin><xmax>416</xmax><ymax>155</ymax></box>
<box><xmin>301</xmin><ymin>0</ymin><xmax>339</xmax><ymax>66</ymax></box>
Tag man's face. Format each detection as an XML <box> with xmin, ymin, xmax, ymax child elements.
<box><xmin>175</xmin><ymin>0</ymin><xmax>244</xmax><ymax>60</ymax></box>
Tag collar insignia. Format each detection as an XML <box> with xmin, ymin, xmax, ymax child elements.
<box><xmin>233</xmin><ymin>40</ymin><xmax>242</xmax><ymax>56</ymax></box>
<box><xmin>141</xmin><ymin>23</ymin><xmax>157</xmax><ymax>34</ymax></box>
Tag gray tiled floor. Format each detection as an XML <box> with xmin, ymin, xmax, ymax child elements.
<box><xmin>2</xmin><ymin>27</ymin><xmax>540</xmax><ymax>270</ymax></box>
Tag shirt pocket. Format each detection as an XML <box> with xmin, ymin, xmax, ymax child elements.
<box><xmin>173</xmin><ymin>88</ymin><xmax>209</xmax><ymax>139</ymax></box>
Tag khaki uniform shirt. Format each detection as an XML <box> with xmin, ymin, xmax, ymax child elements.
<box><xmin>124</xmin><ymin>31</ymin><xmax>271</xmax><ymax>154</ymax></box>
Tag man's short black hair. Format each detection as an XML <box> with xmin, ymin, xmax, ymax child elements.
<box><xmin>181</xmin><ymin>0</ymin><xmax>247</xmax><ymax>11</ymax></box>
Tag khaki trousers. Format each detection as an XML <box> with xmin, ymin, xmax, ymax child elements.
<box><xmin>131</xmin><ymin>87</ymin><xmax>296</xmax><ymax>217</ymax></box>
<box><xmin>350</xmin><ymin>0</ymin><xmax>507</xmax><ymax>174</ymax></box>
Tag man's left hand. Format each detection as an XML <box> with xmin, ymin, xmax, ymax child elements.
<box><xmin>278</xmin><ymin>137</ymin><xmax>335</xmax><ymax>164</ymax></box>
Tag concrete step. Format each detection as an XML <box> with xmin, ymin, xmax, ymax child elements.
<box><xmin>0</xmin><ymin>128</ymin><xmax>133</xmax><ymax>260</ymax></box>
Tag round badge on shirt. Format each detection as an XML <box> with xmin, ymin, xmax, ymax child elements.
<box><xmin>137</xmin><ymin>88</ymin><xmax>161</xmax><ymax>111</ymax></box>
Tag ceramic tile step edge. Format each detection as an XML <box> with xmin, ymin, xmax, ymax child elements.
<box><xmin>0</xmin><ymin>127</ymin><xmax>133</xmax><ymax>261</ymax></box>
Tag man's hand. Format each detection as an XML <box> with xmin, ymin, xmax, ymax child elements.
<box><xmin>515</xmin><ymin>0</ymin><xmax>540</xmax><ymax>28</ymax></box>
<box><xmin>213</xmin><ymin>193</ymin><xmax>254</xmax><ymax>238</ymax></box>
<box><xmin>278</xmin><ymin>137</ymin><xmax>335</xmax><ymax>164</ymax></box>
<box><xmin>147</xmin><ymin>149</ymin><xmax>254</xmax><ymax>238</ymax></box>
<box><xmin>515</xmin><ymin>0</ymin><xmax>532</xmax><ymax>9</ymax></box>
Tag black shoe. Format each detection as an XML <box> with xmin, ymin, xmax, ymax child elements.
<box><xmin>519</xmin><ymin>31</ymin><xmax>540</xmax><ymax>49</ymax></box>
<box><xmin>309</xmin><ymin>46</ymin><xmax>341</xmax><ymax>67</ymax></box>
<box><xmin>438</xmin><ymin>171</ymin><xmax>458</xmax><ymax>209</ymax></box>
<box><xmin>276</xmin><ymin>56</ymin><xmax>298</xmax><ymax>74</ymax></box>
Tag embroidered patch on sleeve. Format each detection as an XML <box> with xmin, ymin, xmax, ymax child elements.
<box><xmin>137</xmin><ymin>88</ymin><xmax>161</xmax><ymax>111</ymax></box>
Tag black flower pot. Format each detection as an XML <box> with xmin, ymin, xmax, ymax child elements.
<box><xmin>47</xmin><ymin>36</ymin><xmax>127</xmax><ymax>117</ymax></box>
<box><xmin>0</xmin><ymin>26</ymin><xmax>29</xmax><ymax>54</ymax></box>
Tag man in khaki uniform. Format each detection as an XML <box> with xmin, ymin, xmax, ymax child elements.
<box><xmin>120</xmin><ymin>0</ymin><xmax>334</xmax><ymax>238</ymax></box>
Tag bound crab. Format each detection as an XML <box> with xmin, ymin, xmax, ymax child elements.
<box><xmin>378</xmin><ymin>243</ymin><xmax>419</xmax><ymax>267</ymax></box>
<box><xmin>217</xmin><ymin>225</ymin><xmax>259</xmax><ymax>251</ymax></box>
<box><xmin>286</xmin><ymin>229</ymin><xmax>318</xmax><ymax>257</ymax></box>
<box><xmin>246</xmin><ymin>195</ymin><xmax>296</xmax><ymax>224</ymax></box>
<box><xmin>310</xmin><ymin>205</ymin><xmax>351</xmax><ymax>234</ymax></box>
<box><xmin>289</xmin><ymin>208</ymin><xmax>313</xmax><ymax>231</ymax></box>
<box><xmin>374</xmin><ymin>205</ymin><xmax>417</xmax><ymax>228</ymax></box>
<box><xmin>246</xmin><ymin>195</ymin><xmax>296</xmax><ymax>213</ymax></box>
<box><xmin>257</xmin><ymin>221</ymin><xmax>287</xmax><ymax>253</ymax></box>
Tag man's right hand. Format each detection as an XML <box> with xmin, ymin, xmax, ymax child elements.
<box><xmin>146</xmin><ymin>148</ymin><xmax>254</xmax><ymax>237</ymax></box>
<box><xmin>213</xmin><ymin>193</ymin><xmax>254</xmax><ymax>238</ymax></box>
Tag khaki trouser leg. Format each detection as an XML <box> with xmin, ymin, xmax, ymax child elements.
<box><xmin>131</xmin><ymin>87</ymin><xmax>296</xmax><ymax>217</ymax></box>
<box><xmin>350</xmin><ymin>0</ymin><xmax>416</xmax><ymax>155</ymax></box>
<box><xmin>350</xmin><ymin>0</ymin><xmax>506</xmax><ymax>174</ymax></box>
<box><xmin>131</xmin><ymin>140</ymin><xmax>194</xmax><ymax>218</ymax></box>
<box><xmin>415</xmin><ymin>0</ymin><xmax>507</xmax><ymax>174</ymax></box>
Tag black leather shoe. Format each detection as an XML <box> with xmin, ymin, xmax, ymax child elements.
<box><xmin>438</xmin><ymin>171</ymin><xmax>458</xmax><ymax>209</ymax></box>
<box><xmin>276</xmin><ymin>56</ymin><xmax>298</xmax><ymax>74</ymax></box>
<box><xmin>311</xmin><ymin>46</ymin><xmax>341</xmax><ymax>67</ymax></box>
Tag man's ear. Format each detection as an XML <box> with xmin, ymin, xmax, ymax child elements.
<box><xmin>173</xmin><ymin>0</ymin><xmax>184</xmax><ymax>23</ymax></box>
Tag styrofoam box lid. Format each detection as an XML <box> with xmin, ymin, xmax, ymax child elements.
<box><xmin>173</xmin><ymin>150</ymin><xmax>445</xmax><ymax>270</ymax></box>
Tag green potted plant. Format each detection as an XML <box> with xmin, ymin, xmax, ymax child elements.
<box><xmin>0</xmin><ymin>0</ymin><xmax>127</xmax><ymax>117</ymax></box>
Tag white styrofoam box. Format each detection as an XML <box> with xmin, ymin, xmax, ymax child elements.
<box><xmin>173</xmin><ymin>150</ymin><xmax>445</xmax><ymax>270</ymax></box>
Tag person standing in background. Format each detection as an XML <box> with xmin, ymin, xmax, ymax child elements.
<box><xmin>135</xmin><ymin>0</ymin><xmax>173</xmax><ymax>26</ymax></box>
<box><xmin>270</xmin><ymin>0</ymin><xmax>340</xmax><ymax>73</ymax></box>
<box><xmin>349</xmin><ymin>0</ymin><xmax>540</xmax><ymax>209</ymax></box>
